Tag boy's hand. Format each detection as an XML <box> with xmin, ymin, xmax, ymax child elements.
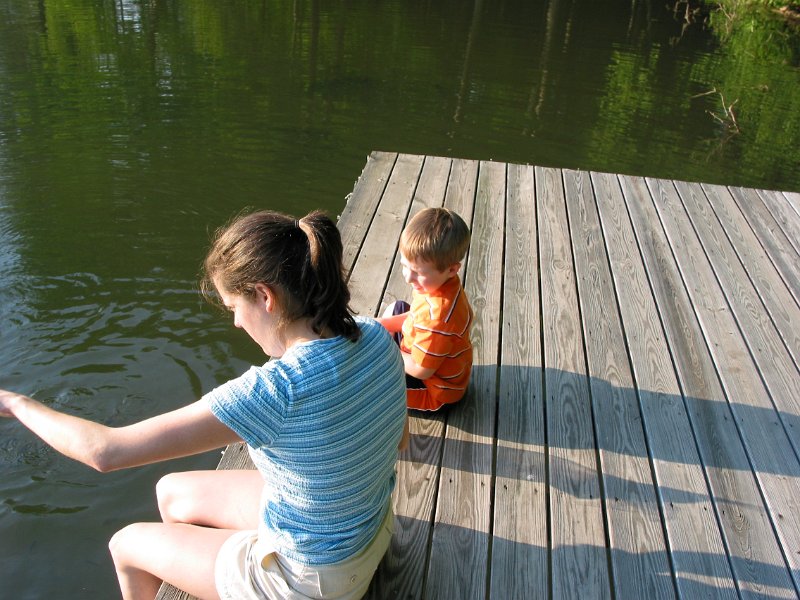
<box><xmin>377</xmin><ymin>311</ymin><xmax>408</xmax><ymax>334</ymax></box>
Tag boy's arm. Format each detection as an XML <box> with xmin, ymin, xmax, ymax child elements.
<box><xmin>401</xmin><ymin>351</ymin><xmax>436</xmax><ymax>380</ymax></box>
<box><xmin>376</xmin><ymin>311</ymin><xmax>408</xmax><ymax>333</ymax></box>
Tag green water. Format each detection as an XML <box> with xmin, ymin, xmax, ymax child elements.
<box><xmin>1</xmin><ymin>0</ymin><xmax>798</xmax><ymax>597</ymax></box>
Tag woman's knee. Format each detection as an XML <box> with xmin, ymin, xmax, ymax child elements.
<box><xmin>108</xmin><ymin>522</ymin><xmax>148</xmax><ymax>565</ymax></box>
<box><xmin>157</xmin><ymin>470</ymin><xmax>262</xmax><ymax>528</ymax></box>
<box><xmin>156</xmin><ymin>472</ymin><xmax>194</xmax><ymax>523</ymax></box>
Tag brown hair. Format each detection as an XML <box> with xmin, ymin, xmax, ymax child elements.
<box><xmin>399</xmin><ymin>208</ymin><xmax>470</xmax><ymax>271</ymax></box>
<box><xmin>201</xmin><ymin>209</ymin><xmax>359</xmax><ymax>342</ymax></box>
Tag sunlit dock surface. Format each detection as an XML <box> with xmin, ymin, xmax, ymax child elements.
<box><xmin>158</xmin><ymin>152</ymin><xmax>800</xmax><ymax>599</ymax></box>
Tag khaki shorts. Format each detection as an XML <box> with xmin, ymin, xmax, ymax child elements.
<box><xmin>215</xmin><ymin>506</ymin><xmax>394</xmax><ymax>600</ymax></box>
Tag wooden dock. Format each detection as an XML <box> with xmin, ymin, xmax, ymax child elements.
<box><xmin>157</xmin><ymin>152</ymin><xmax>800</xmax><ymax>599</ymax></box>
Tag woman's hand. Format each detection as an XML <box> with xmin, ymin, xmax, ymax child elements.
<box><xmin>0</xmin><ymin>389</ymin><xmax>24</xmax><ymax>418</ymax></box>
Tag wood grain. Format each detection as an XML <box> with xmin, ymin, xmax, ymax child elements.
<box><xmin>673</xmin><ymin>180</ymin><xmax>800</xmax><ymax>457</ymax></box>
<box><xmin>699</xmin><ymin>183</ymin><xmax>800</xmax><ymax>372</ymax></box>
<box><xmin>593</xmin><ymin>171</ymin><xmax>737</xmax><ymax>599</ymax></box>
<box><xmin>339</xmin><ymin>151</ymin><xmax>397</xmax><ymax>274</ymax></box>
<box><xmin>347</xmin><ymin>153</ymin><xmax>424</xmax><ymax>317</ymax></box>
<box><xmin>757</xmin><ymin>189</ymin><xmax>800</xmax><ymax>257</ymax></box>
<box><xmin>537</xmin><ymin>165</ymin><xmax>611</xmax><ymax>600</ymax></box>
<box><xmin>648</xmin><ymin>176</ymin><xmax>800</xmax><ymax>594</ymax></box>
<box><xmin>490</xmin><ymin>162</ymin><xmax>548</xmax><ymax>599</ymax></box>
<box><xmin>727</xmin><ymin>185</ymin><xmax>800</xmax><ymax>309</ymax></box>
<box><xmin>424</xmin><ymin>160</ymin><xmax>505</xmax><ymax>600</ymax></box>
<box><xmin>565</xmin><ymin>168</ymin><xmax>673</xmax><ymax>599</ymax></box>
<box><xmin>623</xmin><ymin>175</ymin><xmax>797</xmax><ymax>599</ymax></box>
<box><xmin>365</xmin><ymin>154</ymin><xmax>451</xmax><ymax>600</ymax></box>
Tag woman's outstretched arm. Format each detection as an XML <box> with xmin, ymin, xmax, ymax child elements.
<box><xmin>0</xmin><ymin>389</ymin><xmax>240</xmax><ymax>472</ymax></box>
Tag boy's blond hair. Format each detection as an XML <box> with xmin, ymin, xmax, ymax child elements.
<box><xmin>399</xmin><ymin>208</ymin><xmax>470</xmax><ymax>272</ymax></box>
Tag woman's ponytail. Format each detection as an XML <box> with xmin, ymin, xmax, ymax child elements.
<box><xmin>203</xmin><ymin>209</ymin><xmax>360</xmax><ymax>342</ymax></box>
<box><xmin>296</xmin><ymin>211</ymin><xmax>359</xmax><ymax>341</ymax></box>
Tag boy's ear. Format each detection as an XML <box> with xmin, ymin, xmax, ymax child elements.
<box><xmin>447</xmin><ymin>262</ymin><xmax>462</xmax><ymax>276</ymax></box>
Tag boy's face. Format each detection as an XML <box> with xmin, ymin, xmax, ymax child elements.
<box><xmin>400</xmin><ymin>253</ymin><xmax>459</xmax><ymax>294</ymax></box>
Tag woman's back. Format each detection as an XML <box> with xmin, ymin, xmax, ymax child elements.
<box><xmin>205</xmin><ymin>317</ymin><xmax>407</xmax><ymax>565</ymax></box>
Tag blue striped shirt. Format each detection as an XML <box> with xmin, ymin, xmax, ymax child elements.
<box><xmin>204</xmin><ymin>317</ymin><xmax>406</xmax><ymax>565</ymax></box>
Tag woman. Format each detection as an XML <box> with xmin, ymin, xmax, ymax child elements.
<box><xmin>0</xmin><ymin>210</ymin><xmax>408</xmax><ymax>600</ymax></box>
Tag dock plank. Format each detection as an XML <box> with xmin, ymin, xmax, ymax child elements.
<box><xmin>339</xmin><ymin>151</ymin><xmax>397</xmax><ymax>274</ymax></box>
<box><xmin>673</xmin><ymin>180</ymin><xmax>800</xmax><ymax>458</ymax></box>
<box><xmin>592</xmin><ymin>171</ymin><xmax>737</xmax><ymax>598</ymax></box>
<box><xmin>727</xmin><ymin>185</ymin><xmax>800</xmax><ymax>309</ymax></box>
<box><xmin>757</xmin><ymin>188</ymin><xmax>800</xmax><ymax>257</ymax></box>
<box><xmin>564</xmin><ymin>168</ymin><xmax>674</xmax><ymax>599</ymax></box>
<box><xmin>699</xmin><ymin>183</ymin><xmax>800</xmax><ymax>371</ymax></box>
<box><xmin>783</xmin><ymin>191</ymin><xmax>800</xmax><ymax>218</ymax></box>
<box><xmin>348</xmin><ymin>153</ymin><xmax>424</xmax><ymax>317</ymax></box>
<box><xmin>537</xmin><ymin>166</ymin><xmax>611</xmax><ymax>600</ymax></box>
<box><xmin>157</xmin><ymin>153</ymin><xmax>800</xmax><ymax>600</ymax></box>
<box><xmin>366</xmin><ymin>154</ymin><xmax>452</xmax><ymax>600</ymax></box>
<box><xmin>647</xmin><ymin>176</ymin><xmax>800</xmax><ymax>594</ymax></box>
<box><xmin>424</xmin><ymin>160</ymin><xmax>505</xmax><ymax>600</ymax></box>
<box><xmin>490</xmin><ymin>163</ymin><xmax>548</xmax><ymax>599</ymax></box>
<box><xmin>622</xmin><ymin>175</ymin><xmax>798</xmax><ymax>599</ymax></box>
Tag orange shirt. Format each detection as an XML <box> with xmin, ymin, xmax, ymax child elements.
<box><xmin>401</xmin><ymin>276</ymin><xmax>473</xmax><ymax>410</ymax></box>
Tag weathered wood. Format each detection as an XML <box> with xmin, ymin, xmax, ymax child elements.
<box><xmin>756</xmin><ymin>188</ymin><xmax>800</xmax><ymax>257</ymax></box>
<box><xmin>674</xmin><ymin>180</ymin><xmax>800</xmax><ymax>458</ymax></box>
<box><xmin>348</xmin><ymin>153</ymin><xmax>424</xmax><ymax>317</ymax></box>
<box><xmin>365</xmin><ymin>154</ymin><xmax>452</xmax><ymax>600</ymax></box>
<box><xmin>537</xmin><ymin>166</ymin><xmax>611</xmax><ymax>600</ymax></box>
<box><xmin>727</xmin><ymin>185</ymin><xmax>800</xmax><ymax>309</ymax></box>
<box><xmin>699</xmin><ymin>183</ymin><xmax>800</xmax><ymax>372</ymax></box>
<box><xmin>783</xmin><ymin>190</ymin><xmax>800</xmax><ymax>219</ymax></box>
<box><xmin>339</xmin><ymin>151</ymin><xmax>398</xmax><ymax>274</ymax></box>
<box><xmin>490</xmin><ymin>163</ymin><xmax>548</xmax><ymax>599</ymax></box>
<box><xmin>157</xmin><ymin>154</ymin><xmax>800</xmax><ymax>600</ymax></box>
<box><xmin>592</xmin><ymin>171</ymin><xmax>737</xmax><ymax>598</ymax></box>
<box><xmin>424</xmin><ymin>160</ymin><xmax>505</xmax><ymax>600</ymax></box>
<box><xmin>564</xmin><ymin>168</ymin><xmax>673</xmax><ymax>599</ymax></box>
<box><xmin>622</xmin><ymin>174</ymin><xmax>798</xmax><ymax>598</ymax></box>
<box><xmin>645</xmin><ymin>176</ymin><xmax>800</xmax><ymax>594</ymax></box>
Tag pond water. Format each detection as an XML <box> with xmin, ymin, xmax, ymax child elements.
<box><xmin>0</xmin><ymin>0</ymin><xmax>798</xmax><ymax>597</ymax></box>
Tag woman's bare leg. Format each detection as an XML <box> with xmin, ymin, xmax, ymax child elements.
<box><xmin>156</xmin><ymin>469</ymin><xmax>263</xmax><ymax>529</ymax></box>
<box><xmin>109</xmin><ymin>521</ymin><xmax>235</xmax><ymax>600</ymax></box>
<box><xmin>109</xmin><ymin>470</ymin><xmax>263</xmax><ymax>599</ymax></box>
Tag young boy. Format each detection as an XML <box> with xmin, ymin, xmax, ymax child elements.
<box><xmin>378</xmin><ymin>207</ymin><xmax>473</xmax><ymax>411</ymax></box>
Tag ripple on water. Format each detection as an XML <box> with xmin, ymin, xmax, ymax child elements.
<box><xmin>4</xmin><ymin>498</ymin><xmax>89</xmax><ymax>515</ymax></box>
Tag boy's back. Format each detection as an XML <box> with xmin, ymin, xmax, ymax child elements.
<box><xmin>401</xmin><ymin>274</ymin><xmax>473</xmax><ymax>411</ymax></box>
<box><xmin>379</xmin><ymin>207</ymin><xmax>474</xmax><ymax>411</ymax></box>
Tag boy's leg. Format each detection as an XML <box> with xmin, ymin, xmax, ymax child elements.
<box><xmin>381</xmin><ymin>300</ymin><xmax>410</xmax><ymax>319</ymax></box>
<box><xmin>382</xmin><ymin>300</ymin><xmax>411</xmax><ymax>346</ymax></box>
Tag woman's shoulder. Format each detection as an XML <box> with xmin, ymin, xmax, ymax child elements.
<box><xmin>354</xmin><ymin>314</ymin><xmax>381</xmax><ymax>334</ymax></box>
<box><xmin>283</xmin><ymin>317</ymin><xmax>389</xmax><ymax>366</ymax></box>
<box><xmin>354</xmin><ymin>315</ymin><xmax>395</xmax><ymax>346</ymax></box>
